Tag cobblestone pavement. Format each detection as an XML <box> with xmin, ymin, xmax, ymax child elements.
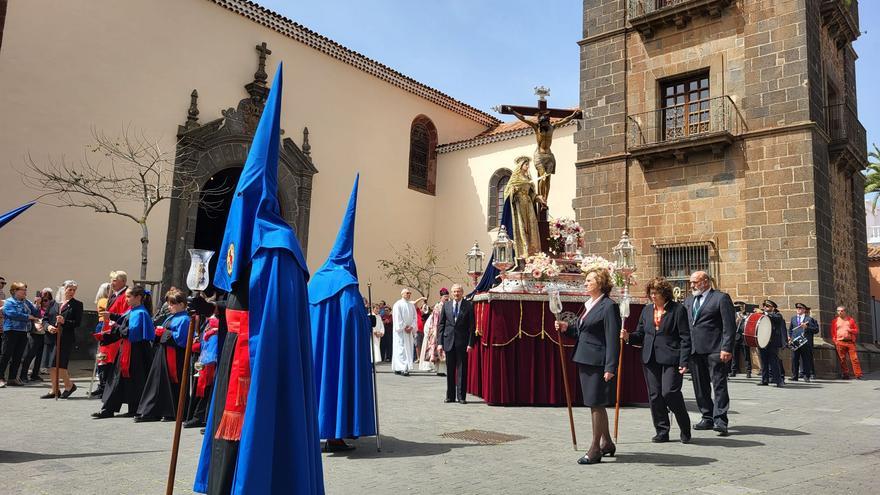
<box><xmin>1</xmin><ymin>361</ymin><xmax>878</xmax><ymax>494</ymax></box>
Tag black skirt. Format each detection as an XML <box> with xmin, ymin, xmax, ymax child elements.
<box><xmin>45</xmin><ymin>330</ymin><xmax>75</xmax><ymax>369</ymax></box>
<box><xmin>579</xmin><ymin>364</ymin><xmax>616</xmax><ymax>407</ymax></box>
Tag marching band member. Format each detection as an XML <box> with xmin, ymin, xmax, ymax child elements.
<box><xmin>756</xmin><ymin>300</ymin><xmax>785</xmax><ymax>388</ymax></box>
<box><xmin>788</xmin><ymin>302</ymin><xmax>818</xmax><ymax>382</ymax></box>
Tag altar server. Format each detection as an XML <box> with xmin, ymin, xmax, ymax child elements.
<box><xmin>193</xmin><ymin>64</ymin><xmax>324</xmax><ymax>495</ymax></box>
<box><xmin>391</xmin><ymin>288</ymin><xmax>417</xmax><ymax>376</ymax></box>
<box><xmin>309</xmin><ymin>175</ymin><xmax>376</xmax><ymax>452</ymax></box>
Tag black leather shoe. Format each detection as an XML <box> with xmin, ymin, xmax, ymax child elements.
<box><xmin>40</xmin><ymin>392</ymin><xmax>59</xmax><ymax>399</ymax></box>
<box><xmin>757</xmin><ymin>382</ymin><xmax>769</xmax><ymax>386</ymax></box>
<box><xmin>790</xmin><ymin>377</ymin><xmax>798</xmax><ymax>382</ymax></box>
<box><xmin>134</xmin><ymin>416</ymin><xmax>160</xmax><ymax>423</ymax></box>
<box><xmin>713</xmin><ymin>425</ymin><xmax>729</xmax><ymax>436</ymax></box>
<box><xmin>393</xmin><ymin>371</ymin><xmax>402</xmax><ymax>375</ymax></box>
<box><xmin>61</xmin><ymin>384</ymin><xmax>78</xmax><ymax>399</ymax></box>
<box><xmin>577</xmin><ymin>452</ymin><xmax>602</xmax><ymax>465</ymax></box>
<box><xmin>746</xmin><ymin>372</ymin><xmax>752</xmax><ymax>378</ymax></box>
<box><xmin>444</xmin><ymin>398</ymin><xmax>454</xmax><ymax>403</ymax></box>
<box><xmin>776</xmin><ymin>382</ymin><xmax>785</xmax><ymax>388</ymax></box>
<box><xmin>680</xmin><ymin>429</ymin><xmax>692</xmax><ymax>444</ymax></box>
<box><xmin>600</xmin><ymin>443</ymin><xmax>616</xmax><ymax>457</ymax></box>
<box><xmin>184</xmin><ymin>419</ymin><xmax>206</xmax><ymax>429</ymax></box>
<box><xmin>402</xmin><ymin>371</ymin><xmax>410</xmax><ymax>377</ymax></box>
<box><xmin>90</xmin><ymin>389</ymin><xmax>104</xmax><ymax>398</ymax></box>
<box><xmin>322</xmin><ymin>441</ymin><xmax>356</xmax><ymax>453</ymax></box>
<box><xmin>693</xmin><ymin>419</ymin><xmax>713</xmax><ymax>430</ymax></box>
<box><xmin>804</xmin><ymin>376</ymin><xmax>811</xmax><ymax>383</ymax></box>
<box><xmin>651</xmin><ymin>434</ymin><xmax>669</xmax><ymax>443</ymax></box>
<box><xmin>458</xmin><ymin>399</ymin><xmax>467</xmax><ymax>404</ymax></box>
<box><xmin>91</xmin><ymin>411</ymin><xmax>113</xmax><ymax>419</ymax></box>
<box><xmin>728</xmin><ymin>372</ymin><xmax>737</xmax><ymax>377</ymax></box>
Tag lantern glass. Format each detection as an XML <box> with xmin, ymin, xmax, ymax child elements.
<box><xmin>492</xmin><ymin>225</ymin><xmax>515</xmax><ymax>271</ymax></box>
<box><xmin>187</xmin><ymin>249</ymin><xmax>215</xmax><ymax>291</ymax></box>
<box><xmin>612</xmin><ymin>231</ymin><xmax>636</xmax><ymax>272</ymax></box>
<box><xmin>466</xmin><ymin>241</ymin><xmax>484</xmax><ymax>275</ymax></box>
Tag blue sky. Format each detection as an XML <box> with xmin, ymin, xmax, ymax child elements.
<box><xmin>260</xmin><ymin>1</ymin><xmax>878</xmax><ymax>148</ymax></box>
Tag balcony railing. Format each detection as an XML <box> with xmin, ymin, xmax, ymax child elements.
<box><xmin>627</xmin><ymin>96</ymin><xmax>743</xmax><ymax>164</ymax></box>
<box><xmin>826</xmin><ymin>103</ymin><xmax>867</xmax><ymax>165</ymax></box>
<box><xmin>627</xmin><ymin>0</ymin><xmax>732</xmax><ymax>38</ymax></box>
<box><xmin>868</xmin><ymin>225</ymin><xmax>880</xmax><ymax>244</ymax></box>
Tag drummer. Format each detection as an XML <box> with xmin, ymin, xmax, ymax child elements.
<box><xmin>756</xmin><ymin>300</ymin><xmax>785</xmax><ymax>387</ymax></box>
<box><xmin>730</xmin><ymin>301</ymin><xmax>752</xmax><ymax>379</ymax></box>
<box><xmin>788</xmin><ymin>302</ymin><xmax>818</xmax><ymax>382</ymax></box>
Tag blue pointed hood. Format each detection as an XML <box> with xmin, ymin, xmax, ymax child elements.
<box><xmin>308</xmin><ymin>174</ymin><xmax>360</xmax><ymax>304</ymax></box>
<box><xmin>0</xmin><ymin>201</ymin><xmax>35</xmax><ymax>230</ymax></box>
<box><xmin>213</xmin><ymin>63</ymin><xmax>308</xmax><ymax>292</ymax></box>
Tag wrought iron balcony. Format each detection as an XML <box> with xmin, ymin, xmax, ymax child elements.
<box><xmin>626</xmin><ymin>96</ymin><xmax>743</xmax><ymax>165</ymax></box>
<box><xmin>627</xmin><ymin>0</ymin><xmax>732</xmax><ymax>38</ymax></box>
<box><xmin>826</xmin><ymin>103</ymin><xmax>867</xmax><ymax>168</ymax></box>
<box><xmin>821</xmin><ymin>0</ymin><xmax>860</xmax><ymax>48</ymax></box>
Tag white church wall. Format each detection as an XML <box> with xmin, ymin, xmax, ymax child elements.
<box><xmin>433</xmin><ymin>126</ymin><xmax>577</xmax><ymax>292</ymax></box>
<box><xmin>0</xmin><ymin>0</ymin><xmax>489</xmax><ymax>303</ymax></box>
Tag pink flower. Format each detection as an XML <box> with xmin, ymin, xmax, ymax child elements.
<box><xmin>532</xmin><ymin>269</ymin><xmax>543</xmax><ymax>278</ymax></box>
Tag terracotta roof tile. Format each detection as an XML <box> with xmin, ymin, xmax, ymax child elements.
<box><xmin>868</xmin><ymin>245</ymin><xmax>880</xmax><ymax>261</ymax></box>
<box><xmin>209</xmin><ymin>0</ymin><xmax>500</xmax><ymax>127</ymax></box>
<box><xmin>437</xmin><ymin>115</ymin><xmax>578</xmax><ymax>154</ymax></box>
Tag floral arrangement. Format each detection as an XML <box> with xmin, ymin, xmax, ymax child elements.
<box><xmin>548</xmin><ymin>217</ymin><xmax>584</xmax><ymax>256</ymax></box>
<box><xmin>524</xmin><ymin>252</ymin><xmax>560</xmax><ymax>280</ymax></box>
<box><xmin>578</xmin><ymin>255</ymin><xmax>636</xmax><ymax>287</ymax></box>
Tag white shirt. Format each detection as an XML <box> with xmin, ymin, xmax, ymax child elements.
<box><xmin>581</xmin><ymin>294</ymin><xmax>604</xmax><ymax>322</ymax></box>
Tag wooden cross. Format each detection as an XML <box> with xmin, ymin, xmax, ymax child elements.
<box><xmin>496</xmin><ymin>86</ymin><xmax>582</xmax><ymax>119</ymax></box>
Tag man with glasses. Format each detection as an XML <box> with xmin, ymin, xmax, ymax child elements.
<box><xmin>685</xmin><ymin>271</ymin><xmax>736</xmax><ymax>437</ymax></box>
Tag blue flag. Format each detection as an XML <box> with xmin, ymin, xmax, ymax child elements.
<box><xmin>194</xmin><ymin>63</ymin><xmax>324</xmax><ymax>494</ymax></box>
<box><xmin>309</xmin><ymin>175</ymin><xmax>377</xmax><ymax>440</ymax></box>
<box><xmin>0</xmin><ymin>201</ymin><xmax>35</xmax><ymax>230</ymax></box>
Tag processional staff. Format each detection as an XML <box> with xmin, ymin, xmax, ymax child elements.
<box><xmin>612</xmin><ymin>232</ymin><xmax>637</xmax><ymax>442</ymax></box>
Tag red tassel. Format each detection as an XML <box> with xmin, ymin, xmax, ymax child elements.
<box><xmin>215</xmin><ymin>410</ymin><xmax>244</xmax><ymax>441</ymax></box>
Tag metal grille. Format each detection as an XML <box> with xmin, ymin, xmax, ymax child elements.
<box><xmin>656</xmin><ymin>242</ymin><xmax>717</xmax><ymax>292</ymax></box>
<box><xmin>440</xmin><ymin>429</ymin><xmax>526</xmax><ymax>445</ymax></box>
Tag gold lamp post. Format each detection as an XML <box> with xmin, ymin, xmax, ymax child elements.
<box><xmin>466</xmin><ymin>241</ymin><xmax>485</xmax><ymax>286</ymax></box>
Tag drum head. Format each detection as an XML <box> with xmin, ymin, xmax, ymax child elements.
<box><xmin>756</xmin><ymin>316</ymin><xmax>772</xmax><ymax>348</ymax></box>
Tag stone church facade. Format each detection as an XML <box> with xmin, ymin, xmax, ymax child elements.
<box><xmin>575</xmin><ymin>0</ymin><xmax>873</xmax><ymax>372</ymax></box>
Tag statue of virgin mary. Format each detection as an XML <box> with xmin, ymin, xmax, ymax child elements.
<box><xmin>503</xmin><ymin>156</ymin><xmax>544</xmax><ymax>258</ymax></box>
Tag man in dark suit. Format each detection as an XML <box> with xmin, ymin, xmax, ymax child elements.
<box><xmin>685</xmin><ymin>271</ymin><xmax>736</xmax><ymax>436</ymax></box>
<box><xmin>757</xmin><ymin>300</ymin><xmax>786</xmax><ymax>387</ymax></box>
<box><xmin>437</xmin><ymin>284</ymin><xmax>474</xmax><ymax>404</ymax></box>
<box><xmin>788</xmin><ymin>302</ymin><xmax>818</xmax><ymax>382</ymax></box>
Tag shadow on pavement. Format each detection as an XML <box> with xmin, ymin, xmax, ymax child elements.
<box><xmin>325</xmin><ymin>436</ymin><xmax>477</xmax><ymax>459</ymax></box>
<box><xmin>728</xmin><ymin>425</ymin><xmax>808</xmax><ymax>436</ymax></box>
<box><xmin>688</xmin><ymin>437</ymin><xmax>765</xmax><ymax>448</ymax></box>
<box><xmin>611</xmin><ymin>451</ymin><xmax>717</xmax><ymax>466</ymax></box>
<box><xmin>0</xmin><ymin>449</ymin><xmax>163</xmax><ymax>464</ymax></box>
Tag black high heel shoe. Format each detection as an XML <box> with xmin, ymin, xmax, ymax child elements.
<box><xmin>600</xmin><ymin>443</ymin><xmax>616</xmax><ymax>457</ymax></box>
<box><xmin>577</xmin><ymin>451</ymin><xmax>603</xmax><ymax>465</ymax></box>
<box><xmin>40</xmin><ymin>392</ymin><xmax>59</xmax><ymax>399</ymax></box>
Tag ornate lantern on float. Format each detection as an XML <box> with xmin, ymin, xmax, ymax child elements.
<box><xmin>466</xmin><ymin>241</ymin><xmax>485</xmax><ymax>286</ymax></box>
<box><xmin>491</xmin><ymin>225</ymin><xmax>515</xmax><ymax>276</ymax></box>
<box><xmin>612</xmin><ymin>231</ymin><xmax>636</xmax><ymax>318</ymax></box>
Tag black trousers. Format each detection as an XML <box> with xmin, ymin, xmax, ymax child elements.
<box><xmin>380</xmin><ymin>323</ymin><xmax>393</xmax><ymax>361</ymax></box>
<box><xmin>791</xmin><ymin>345</ymin><xmax>814</xmax><ymax>379</ymax></box>
<box><xmin>445</xmin><ymin>345</ymin><xmax>468</xmax><ymax>401</ymax></box>
<box><xmin>730</xmin><ymin>339</ymin><xmax>751</xmax><ymax>374</ymax></box>
<box><xmin>759</xmin><ymin>346</ymin><xmax>783</xmax><ymax>385</ymax></box>
<box><xmin>690</xmin><ymin>352</ymin><xmax>730</xmax><ymax>427</ymax></box>
<box><xmin>97</xmin><ymin>362</ymin><xmax>114</xmax><ymax>391</ymax></box>
<box><xmin>643</xmin><ymin>360</ymin><xmax>690</xmax><ymax>435</ymax></box>
<box><xmin>0</xmin><ymin>331</ymin><xmax>29</xmax><ymax>381</ymax></box>
<box><xmin>20</xmin><ymin>332</ymin><xmax>45</xmax><ymax>379</ymax></box>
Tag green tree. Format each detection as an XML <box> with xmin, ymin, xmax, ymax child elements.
<box><xmin>865</xmin><ymin>144</ymin><xmax>880</xmax><ymax>213</ymax></box>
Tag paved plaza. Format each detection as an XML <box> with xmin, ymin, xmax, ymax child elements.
<box><xmin>1</xmin><ymin>361</ymin><xmax>878</xmax><ymax>494</ymax></box>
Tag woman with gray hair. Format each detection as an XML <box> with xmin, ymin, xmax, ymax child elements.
<box><xmin>41</xmin><ymin>280</ymin><xmax>83</xmax><ymax>399</ymax></box>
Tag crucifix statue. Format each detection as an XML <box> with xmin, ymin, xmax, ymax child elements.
<box><xmin>495</xmin><ymin>87</ymin><xmax>582</xmax><ymax>204</ymax></box>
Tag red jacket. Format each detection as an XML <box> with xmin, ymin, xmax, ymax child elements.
<box><xmin>830</xmin><ymin>316</ymin><xmax>858</xmax><ymax>342</ymax></box>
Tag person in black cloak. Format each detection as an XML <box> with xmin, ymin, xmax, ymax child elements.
<box><xmin>135</xmin><ymin>288</ymin><xmax>191</xmax><ymax>422</ymax></box>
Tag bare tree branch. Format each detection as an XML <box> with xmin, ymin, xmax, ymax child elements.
<box><xmin>18</xmin><ymin>126</ymin><xmax>231</xmax><ymax>279</ymax></box>
<box><xmin>376</xmin><ymin>243</ymin><xmax>459</xmax><ymax>298</ymax></box>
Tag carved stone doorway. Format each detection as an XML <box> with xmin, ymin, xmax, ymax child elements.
<box><xmin>161</xmin><ymin>42</ymin><xmax>318</xmax><ymax>293</ymax></box>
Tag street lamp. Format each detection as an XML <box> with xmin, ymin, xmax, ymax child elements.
<box><xmin>612</xmin><ymin>231</ymin><xmax>636</xmax><ymax>318</ymax></box>
<box><xmin>466</xmin><ymin>241</ymin><xmax>485</xmax><ymax>286</ymax></box>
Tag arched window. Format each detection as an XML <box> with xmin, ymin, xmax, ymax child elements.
<box><xmin>487</xmin><ymin>168</ymin><xmax>512</xmax><ymax>230</ymax></box>
<box><xmin>408</xmin><ymin>115</ymin><xmax>438</xmax><ymax>195</ymax></box>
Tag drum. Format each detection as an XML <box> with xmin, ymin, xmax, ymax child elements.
<box><xmin>790</xmin><ymin>334</ymin><xmax>809</xmax><ymax>351</ymax></box>
<box><xmin>743</xmin><ymin>312</ymin><xmax>772</xmax><ymax>348</ymax></box>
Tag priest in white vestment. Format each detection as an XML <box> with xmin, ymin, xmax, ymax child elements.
<box><xmin>391</xmin><ymin>288</ymin><xmax>417</xmax><ymax>376</ymax></box>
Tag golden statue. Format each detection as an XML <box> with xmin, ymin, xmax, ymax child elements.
<box><xmin>504</xmin><ymin>156</ymin><xmax>544</xmax><ymax>258</ymax></box>
<box><xmin>511</xmin><ymin>109</ymin><xmax>580</xmax><ymax>202</ymax></box>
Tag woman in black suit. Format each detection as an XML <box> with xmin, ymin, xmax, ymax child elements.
<box><xmin>555</xmin><ymin>267</ymin><xmax>620</xmax><ymax>465</ymax></box>
<box><xmin>41</xmin><ymin>280</ymin><xmax>83</xmax><ymax>399</ymax></box>
<box><xmin>621</xmin><ymin>277</ymin><xmax>692</xmax><ymax>443</ymax></box>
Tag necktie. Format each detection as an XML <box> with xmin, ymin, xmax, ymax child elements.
<box><xmin>453</xmin><ymin>302</ymin><xmax>459</xmax><ymax>321</ymax></box>
<box><xmin>693</xmin><ymin>295</ymin><xmax>703</xmax><ymax>315</ymax></box>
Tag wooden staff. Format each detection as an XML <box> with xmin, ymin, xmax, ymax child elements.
<box><xmin>54</xmin><ymin>319</ymin><xmax>62</xmax><ymax>400</ymax></box>
<box><xmin>165</xmin><ymin>311</ymin><xmax>198</xmax><ymax>495</ymax></box>
<box><xmin>613</xmin><ymin>336</ymin><xmax>624</xmax><ymax>441</ymax></box>
<box><xmin>555</xmin><ymin>324</ymin><xmax>578</xmax><ymax>451</ymax></box>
